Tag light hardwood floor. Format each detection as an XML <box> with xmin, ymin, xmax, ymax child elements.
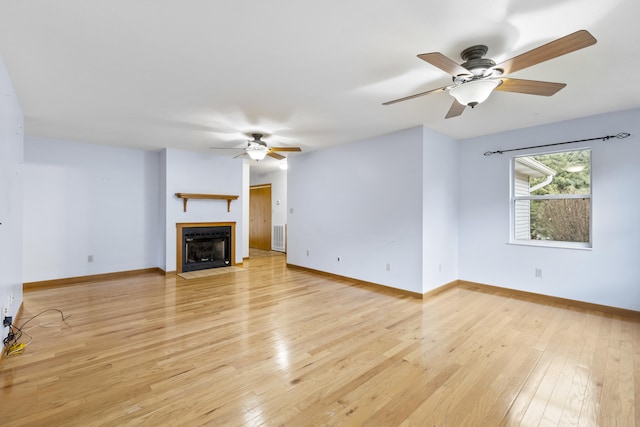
<box><xmin>2</xmin><ymin>251</ymin><xmax>639</xmax><ymax>426</ymax></box>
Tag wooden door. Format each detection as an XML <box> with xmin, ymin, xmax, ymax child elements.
<box><xmin>250</xmin><ymin>184</ymin><xmax>272</xmax><ymax>250</ymax></box>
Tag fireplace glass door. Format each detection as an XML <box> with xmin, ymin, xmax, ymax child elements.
<box><xmin>182</xmin><ymin>226</ymin><xmax>231</xmax><ymax>272</ymax></box>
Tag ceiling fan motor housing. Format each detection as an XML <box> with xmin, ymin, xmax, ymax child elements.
<box><xmin>459</xmin><ymin>45</ymin><xmax>498</xmax><ymax>77</ymax></box>
<box><xmin>250</xmin><ymin>133</ymin><xmax>268</xmax><ymax>147</ymax></box>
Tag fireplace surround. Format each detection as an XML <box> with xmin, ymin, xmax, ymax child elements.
<box><xmin>176</xmin><ymin>222</ymin><xmax>236</xmax><ymax>273</ymax></box>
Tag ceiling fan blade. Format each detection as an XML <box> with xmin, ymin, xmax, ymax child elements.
<box><xmin>445</xmin><ymin>100</ymin><xmax>466</xmax><ymax>119</ymax></box>
<box><xmin>270</xmin><ymin>147</ymin><xmax>302</xmax><ymax>152</ymax></box>
<box><xmin>267</xmin><ymin>151</ymin><xmax>285</xmax><ymax>160</ymax></box>
<box><xmin>494</xmin><ymin>30</ymin><xmax>597</xmax><ymax>75</ymax></box>
<box><xmin>495</xmin><ymin>78</ymin><xmax>566</xmax><ymax>96</ymax></box>
<box><xmin>383</xmin><ymin>85</ymin><xmax>449</xmax><ymax>106</ymax></box>
<box><xmin>233</xmin><ymin>152</ymin><xmax>247</xmax><ymax>159</ymax></box>
<box><xmin>417</xmin><ymin>52</ymin><xmax>471</xmax><ymax>76</ymax></box>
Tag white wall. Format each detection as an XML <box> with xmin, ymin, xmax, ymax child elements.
<box><xmin>287</xmin><ymin>127</ymin><xmax>425</xmax><ymax>293</ymax></box>
<box><xmin>159</xmin><ymin>149</ymin><xmax>168</xmax><ymax>270</ymax></box>
<box><xmin>0</xmin><ymin>54</ymin><xmax>24</xmax><ymax>337</ymax></box>
<box><xmin>163</xmin><ymin>148</ymin><xmax>244</xmax><ymax>271</ymax></box>
<box><xmin>22</xmin><ymin>137</ymin><xmax>162</xmax><ymax>282</ymax></box>
<box><xmin>251</xmin><ymin>168</ymin><xmax>288</xmax><ymax>250</ymax></box>
<box><xmin>422</xmin><ymin>127</ymin><xmax>459</xmax><ymax>292</ymax></box>
<box><xmin>242</xmin><ymin>161</ymin><xmax>250</xmax><ymax>258</ymax></box>
<box><xmin>22</xmin><ymin>142</ymin><xmax>246</xmax><ymax>279</ymax></box>
<box><xmin>458</xmin><ymin>108</ymin><xmax>640</xmax><ymax>311</ymax></box>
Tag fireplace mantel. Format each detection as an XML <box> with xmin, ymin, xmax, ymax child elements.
<box><xmin>175</xmin><ymin>193</ymin><xmax>239</xmax><ymax>212</ymax></box>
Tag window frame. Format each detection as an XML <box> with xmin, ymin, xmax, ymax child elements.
<box><xmin>509</xmin><ymin>148</ymin><xmax>592</xmax><ymax>250</ymax></box>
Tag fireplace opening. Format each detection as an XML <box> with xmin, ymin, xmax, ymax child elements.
<box><xmin>182</xmin><ymin>226</ymin><xmax>231</xmax><ymax>272</ymax></box>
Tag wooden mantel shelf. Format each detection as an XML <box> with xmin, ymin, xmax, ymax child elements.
<box><xmin>175</xmin><ymin>193</ymin><xmax>239</xmax><ymax>213</ymax></box>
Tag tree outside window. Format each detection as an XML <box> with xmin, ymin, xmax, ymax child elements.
<box><xmin>512</xmin><ymin>149</ymin><xmax>591</xmax><ymax>247</ymax></box>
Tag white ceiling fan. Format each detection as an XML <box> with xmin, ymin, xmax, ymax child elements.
<box><xmin>383</xmin><ymin>30</ymin><xmax>597</xmax><ymax>118</ymax></box>
<box><xmin>211</xmin><ymin>133</ymin><xmax>302</xmax><ymax>161</ymax></box>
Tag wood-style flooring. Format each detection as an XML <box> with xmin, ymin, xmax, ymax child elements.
<box><xmin>1</xmin><ymin>250</ymin><xmax>639</xmax><ymax>426</ymax></box>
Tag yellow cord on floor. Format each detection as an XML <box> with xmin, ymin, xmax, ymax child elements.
<box><xmin>6</xmin><ymin>342</ymin><xmax>25</xmax><ymax>356</ymax></box>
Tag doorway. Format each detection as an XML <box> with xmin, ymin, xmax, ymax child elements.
<box><xmin>249</xmin><ymin>184</ymin><xmax>272</xmax><ymax>250</ymax></box>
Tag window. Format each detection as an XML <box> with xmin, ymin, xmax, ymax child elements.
<box><xmin>511</xmin><ymin>149</ymin><xmax>591</xmax><ymax>248</ymax></box>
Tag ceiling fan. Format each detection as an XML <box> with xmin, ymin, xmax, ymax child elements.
<box><xmin>211</xmin><ymin>133</ymin><xmax>302</xmax><ymax>161</ymax></box>
<box><xmin>383</xmin><ymin>30</ymin><xmax>597</xmax><ymax>118</ymax></box>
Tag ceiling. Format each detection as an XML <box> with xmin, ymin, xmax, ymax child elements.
<box><xmin>1</xmin><ymin>0</ymin><xmax>639</xmax><ymax>171</ymax></box>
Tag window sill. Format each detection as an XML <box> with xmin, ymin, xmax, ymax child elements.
<box><xmin>507</xmin><ymin>240</ymin><xmax>592</xmax><ymax>251</ymax></box>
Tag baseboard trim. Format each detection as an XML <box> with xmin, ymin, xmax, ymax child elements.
<box><xmin>458</xmin><ymin>280</ymin><xmax>640</xmax><ymax>320</ymax></box>
<box><xmin>23</xmin><ymin>268</ymin><xmax>165</xmax><ymax>290</ymax></box>
<box><xmin>284</xmin><ymin>267</ymin><xmax>640</xmax><ymax>317</ymax></box>
<box><xmin>20</xmin><ymin>266</ymin><xmax>639</xmax><ymax>318</ymax></box>
<box><xmin>423</xmin><ymin>280</ymin><xmax>460</xmax><ymax>300</ymax></box>
<box><xmin>287</xmin><ymin>263</ymin><xmax>423</xmax><ymax>299</ymax></box>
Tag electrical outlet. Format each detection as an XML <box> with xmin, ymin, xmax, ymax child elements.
<box><xmin>2</xmin><ymin>305</ymin><xmax>11</xmax><ymax>326</ymax></box>
<box><xmin>88</xmin><ymin>255</ymin><xmax>94</xmax><ymax>262</ymax></box>
<box><xmin>386</xmin><ymin>263</ymin><xmax>391</xmax><ymax>271</ymax></box>
<box><xmin>535</xmin><ymin>268</ymin><xmax>543</xmax><ymax>278</ymax></box>
<box><xmin>306</xmin><ymin>250</ymin><xmax>309</xmax><ymax>257</ymax></box>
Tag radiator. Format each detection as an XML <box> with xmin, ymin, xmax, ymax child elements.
<box><xmin>272</xmin><ymin>224</ymin><xmax>286</xmax><ymax>252</ymax></box>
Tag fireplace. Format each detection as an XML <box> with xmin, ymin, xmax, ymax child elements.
<box><xmin>176</xmin><ymin>222</ymin><xmax>236</xmax><ymax>273</ymax></box>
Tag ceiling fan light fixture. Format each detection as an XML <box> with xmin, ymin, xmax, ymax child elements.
<box><xmin>449</xmin><ymin>79</ymin><xmax>500</xmax><ymax>108</ymax></box>
<box><xmin>247</xmin><ymin>145</ymin><xmax>268</xmax><ymax>161</ymax></box>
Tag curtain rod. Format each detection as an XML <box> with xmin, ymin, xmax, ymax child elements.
<box><xmin>483</xmin><ymin>132</ymin><xmax>631</xmax><ymax>156</ymax></box>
